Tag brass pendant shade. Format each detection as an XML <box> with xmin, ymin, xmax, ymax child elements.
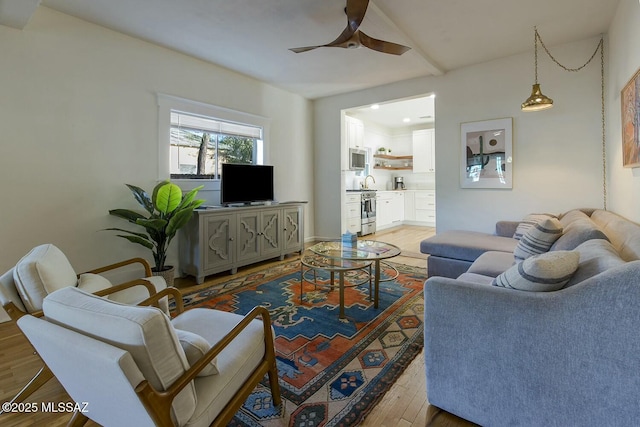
<box><xmin>521</xmin><ymin>27</ymin><xmax>553</xmax><ymax>112</ymax></box>
<box><xmin>521</xmin><ymin>83</ymin><xmax>553</xmax><ymax>111</ymax></box>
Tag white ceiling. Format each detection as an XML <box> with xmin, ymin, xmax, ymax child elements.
<box><xmin>347</xmin><ymin>95</ymin><xmax>436</xmax><ymax>129</ymax></box>
<box><xmin>9</xmin><ymin>0</ymin><xmax>620</xmax><ymax>100</ymax></box>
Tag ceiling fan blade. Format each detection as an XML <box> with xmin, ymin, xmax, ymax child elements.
<box><xmin>289</xmin><ymin>45</ymin><xmax>323</xmax><ymax>53</ymax></box>
<box><xmin>290</xmin><ymin>0</ymin><xmax>369</xmax><ymax>53</ymax></box>
<box><xmin>359</xmin><ymin>31</ymin><xmax>411</xmax><ymax>55</ymax></box>
<box><xmin>346</xmin><ymin>0</ymin><xmax>369</xmax><ymax>32</ymax></box>
<box><xmin>289</xmin><ymin>27</ymin><xmax>355</xmax><ymax>53</ymax></box>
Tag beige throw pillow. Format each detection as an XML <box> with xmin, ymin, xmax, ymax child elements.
<box><xmin>513</xmin><ymin>217</ymin><xmax>563</xmax><ymax>261</ymax></box>
<box><xmin>513</xmin><ymin>213</ymin><xmax>558</xmax><ymax>240</ymax></box>
<box><xmin>493</xmin><ymin>250</ymin><xmax>580</xmax><ymax>292</ymax></box>
<box><xmin>175</xmin><ymin>329</ymin><xmax>219</xmax><ymax>376</ymax></box>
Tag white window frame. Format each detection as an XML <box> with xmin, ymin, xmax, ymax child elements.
<box><xmin>157</xmin><ymin>94</ymin><xmax>270</xmax><ymax>191</ymax></box>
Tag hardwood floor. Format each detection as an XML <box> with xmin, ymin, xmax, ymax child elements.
<box><xmin>0</xmin><ymin>225</ymin><xmax>434</xmax><ymax>427</ymax></box>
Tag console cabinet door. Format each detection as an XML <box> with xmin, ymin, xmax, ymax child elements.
<box><xmin>259</xmin><ymin>209</ymin><xmax>282</xmax><ymax>259</ymax></box>
<box><xmin>203</xmin><ymin>213</ymin><xmax>235</xmax><ymax>273</ymax></box>
<box><xmin>283</xmin><ymin>206</ymin><xmax>303</xmax><ymax>252</ymax></box>
<box><xmin>237</xmin><ymin>211</ymin><xmax>261</xmax><ymax>262</ymax></box>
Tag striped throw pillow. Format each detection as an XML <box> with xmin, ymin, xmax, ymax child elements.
<box><xmin>513</xmin><ymin>217</ymin><xmax>563</xmax><ymax>261</ymax></box>
<box><xmin>513</xmin><ymin>213</ymin><xmax>558</xmax><ymax>240</ymax></box>
<box><xmin>493</xmin><ymin>250</ymin><xmax>580</xmax><ymax>292</ymax></box>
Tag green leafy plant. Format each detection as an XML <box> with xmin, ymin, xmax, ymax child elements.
<box><xmin>107</xmin><ymin>181</ymin><xmax>205</xmax><ymax>272</ymax></box>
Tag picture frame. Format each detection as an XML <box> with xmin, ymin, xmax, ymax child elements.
<box><xmin>621</xmin><ymin>67</ymin><xmax>640</xmax><ymax>168</ymax></box>
<box><xmin>460</xmin><ymin>117</ymin><xmax>513</xmax><ymax>189</ymax></box>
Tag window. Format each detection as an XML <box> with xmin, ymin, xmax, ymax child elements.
<box><xmin>170</xmin><ymin>111</ymin><xmax>263</xmax><ymax>179</ymax></box>
<box><xmin>157</xmin><ymin>94</ymin><xmax>270</xmax><ymax>185</ymax></box>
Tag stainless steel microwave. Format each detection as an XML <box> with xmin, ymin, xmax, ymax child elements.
<box><xmin>349</xmin><ymin>148</ymin><xmax>366</xmax><ymax>170</ymax></box>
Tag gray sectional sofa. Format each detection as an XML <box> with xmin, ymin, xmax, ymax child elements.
<box><xmin>420</xmin><ymin>209</ymin><xmax>640</xmax><ymax>426</ymax></box>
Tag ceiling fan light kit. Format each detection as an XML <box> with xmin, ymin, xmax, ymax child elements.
<box><xmin>290</xmin><ymin>0</ymin><xmax>411</xmax><ymax>55</ymax></box>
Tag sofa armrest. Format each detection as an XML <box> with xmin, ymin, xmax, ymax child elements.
<box><xmin>423</xmin><ymin>261</ymin><xmax>640</xmax><ymax>427</ymax></box>
<box><xmin>495</xmin><ymin>220</ymin><xmax>519</xmax><ymax>237</ymax></box>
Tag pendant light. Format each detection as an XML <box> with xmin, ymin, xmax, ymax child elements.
<box><xmin>521</xmin><ymin>27</ymin><xmax>553</xmax><ymax>111</ymax></box>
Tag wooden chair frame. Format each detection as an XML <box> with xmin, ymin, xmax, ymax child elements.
<box><xmin>19</xmin><ymin>286</ymin><xmax>282</xmax><ymax>427</ymax></box>
<box><xmin>1</xmin><ymin>257</ymin><xmax>159</xmax><ymax>412</ymax></box>
<box><xmin>135</xmin><ymin>287</ymin><xmax>282</xmax><ymax>427</ymax></box>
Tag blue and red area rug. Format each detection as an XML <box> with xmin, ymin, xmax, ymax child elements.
<box><xmin>182</xmin><ymin>259</ymin><xmax>426</xmax><ymax>426</ymax></box>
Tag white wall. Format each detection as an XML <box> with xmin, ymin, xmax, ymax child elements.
<box><xmin>607</xmin><ymin>0</ymin><xmax>640</xmax><ymax>221</ymax></box>
<box><xmin>0</xmin><ymin>8</ymin><xmax>314</xmax><ymax>277</ymax></box>
<box><xmin>315</xmin><ymin>36</ymin><xmax>607</xmax><ymax>237</ymax></box>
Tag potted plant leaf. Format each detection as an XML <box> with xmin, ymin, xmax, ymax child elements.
<box><xmin>106</xmin><ymin>180</ymin><xmax>205</xmax><ymax>285</ymax></box>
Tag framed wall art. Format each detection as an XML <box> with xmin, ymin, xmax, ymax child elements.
<box><xmin>460</xmin><ymin>117</ymin><xmax>513</xmax><ymax>189</ymax></box>
<box><xmin>621</xmin><ymin>67</ymin><xmax>640</xmax><ymax>168</ymax></box>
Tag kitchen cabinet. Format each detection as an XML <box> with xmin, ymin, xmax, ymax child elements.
<box><xmin>345</xmin><ymin>115</ymin><xmax>364</xmax><ymax>149</ymax></box>
<box><xmin>413</xmin><ymin>129</ymin><xmax>435</xmax><ymax>173</ymax></box>
<box><xmin>415</xmin><ymin>191</ymin><xmax>436</xmax><ymax>225</ymax></box>
<box><xmin>345</xmin><ymin>193</ymin><xmax>362</xmax><ymax>234</ymax></box>
<box><xmin>404</xmin><ymin>190</ymin><xmax>436</xmax><ymax>226</ymax></box>
<box><xmin>376</xmin><ymin>191</ymin><xmax>405</xmax><ymax>230</ymax></box>
<box><xmin>179</xmin><ymin>203</ymin><xmax>305</xmax><ymax>283</ymax></box>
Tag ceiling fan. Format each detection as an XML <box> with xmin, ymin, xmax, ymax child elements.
<box><xmin>289</xmin><ymin>0</ymin><xmax>411</xmax><ymax>55</ymax></box>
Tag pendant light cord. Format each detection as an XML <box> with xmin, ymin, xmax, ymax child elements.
<box><xmin>534</xmin><ymin>28</ymin><xmax>606</xmax><ymax>210</ymax></box>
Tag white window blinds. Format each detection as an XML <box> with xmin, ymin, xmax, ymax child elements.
<box><xmin>171</xmin><ymin>111</ymin><xmax>262</xmax><ymax>139</ymax></box>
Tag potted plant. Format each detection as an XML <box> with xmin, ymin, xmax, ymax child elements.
<box><xmin>106</xmin><ymin>180</ymin><xmax>205</xmax><ymax>285</ymax></box>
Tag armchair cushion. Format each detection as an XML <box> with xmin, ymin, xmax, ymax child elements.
<box><xmin>43</xmin><ymin>287</ymin><xmax>197</xmax><ymax>426</ymax></box>
<box><xmin>13</xmin><ymin>244</ymin><xmax>77</xmax><ymax>312</ymax></box>
<box><xmin>0</xmin><ymin>268</ymin><xmax>26</xmax><ymax>313</ymax></box>
<box><xmin>493</xmin><ymin>250</ymin><xmax>580</xmax><ymax>292</ymax></box>
<box><xmin>107</xmin><ymin>276</ymin><xmax>169</xmax><ymax>314</ymax></box>
<box><xmin>77</xmin><ymin>273</ymin><xmax>113</xmax><ymax>293</ymax></box>
<box><xmin>175</xmin><ymin>329</ymin><xmax>219</xmax><ymax>376</ymax></box>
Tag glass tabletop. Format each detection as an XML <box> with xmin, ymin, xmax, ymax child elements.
<box><xmin>308</xmin><ymin>240</ymin><xmax>401</xmax><ymax>262</ymax></box>
<box><xmin>301</xmin><ymin>251</ymin><xmax>372</xmax><ymax>271</ymax></box>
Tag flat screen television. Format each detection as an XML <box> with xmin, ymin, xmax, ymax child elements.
<box><xmin>220</xmin><ymin>163</ymin><xmax>274</xmax><ymax>206</ymax></box>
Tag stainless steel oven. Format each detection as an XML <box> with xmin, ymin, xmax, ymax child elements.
<box><xmin>360</xmin><ymin>190</ymin><xmax>376</xmax><ymax>236</ymax></box>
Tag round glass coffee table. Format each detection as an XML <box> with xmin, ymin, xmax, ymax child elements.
<box><xmin>300</xmin><ymin>251</ymin><xmax>372</xmax><ymax>319</ymax></box>
<box><xmin>307</xmin><ymin>240</ymin><xmax>402</xmax><ymax>310</ymax></box>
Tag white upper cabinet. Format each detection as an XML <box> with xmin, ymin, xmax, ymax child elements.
<box><xmin>412</xmin><ymin>129</ymin><xmax>435</xmax><ymax>173</ymax></box>
<box><xmin>345</xmin><ymin>115</ymin><xmax>364</xmax><ymax>149</ymax></box>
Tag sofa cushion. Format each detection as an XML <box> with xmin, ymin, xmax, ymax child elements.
<box><xmin>565</xmin><ymin>239</ymin><xmax>626</xmax><ymax>287</ymax></box>
<box><xmin>13</xmin><ymin>244</ymin><xmax>78</xmax><ymax>313</ymax></box>
<box><xmin>43</xmin><ymin>287</ymin><xmax>196</xmax><ymax>426</ymax></box>
<box><xmin>513</xmin><ymin>213</ymin><xmax>558</xmax><ymax>240</ymax></box>
<box><xmin>493</xmin><ymin>250</ymin><xmax>580</xmax><ymax>292</ymax></box>
<box><xmin>551</xmin><ymin>210</ymin><xmax>609</xmax><ymax>251</ymax></box>
<box><xmin>513</xmin><ymin>218</ymin><xmax>563</xmax><ymax>261</ymax></box>
<box><xmin>467</xmin><ymin>251</ymin><xmax>516</xmax><ymax>278</ymax></box>
<box><xmin>420</xmin><ymin>230</ymin><xmax>518</xmax><ymax>262</ymax></box>
<box><xmin>457</xmin><ymin>272</ymin><xmax>495</xmax><ymax>285</ymax></box>
<box><xmin>591</xmin><ymin>210</ymin><xmax>640</xmax><ymax>261</ymax></box>
<box><xmin>175</xmin><ymin>328</ymin><xmax>219</xmax><ymax>377</ymax></box>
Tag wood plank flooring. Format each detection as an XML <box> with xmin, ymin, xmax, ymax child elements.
<box><xmin>0</xmin><ymin>225</ymin><xmax>434</xmax><ymax>427</ymax></box>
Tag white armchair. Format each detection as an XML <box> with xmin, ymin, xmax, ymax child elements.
<box><xmin>0</xmin><ymin>243</ymin><xmax>167</xmax><ymax>409</ymax></box>
<box><xmin>16</xmin><ymin>286</ymin><xmax>281</xmax><ymax>427</ymax></box>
